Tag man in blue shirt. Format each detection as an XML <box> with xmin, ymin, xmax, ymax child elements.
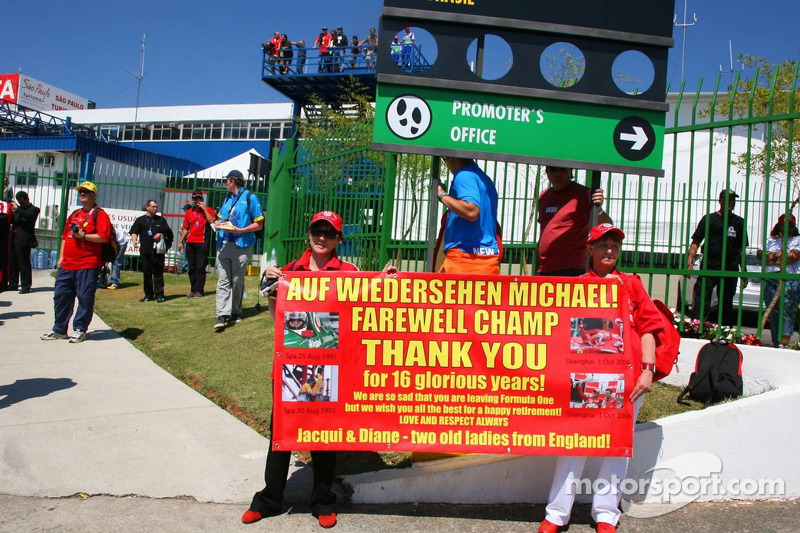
<box><xmin>213</xmin><ymin>170</ymin><xmax>264</xmax><ymax>330</ymax></box>
<box><xmin>436</xmin><ymin>157</ymin><xmax>501</xmax><ymax>275</ymax></box>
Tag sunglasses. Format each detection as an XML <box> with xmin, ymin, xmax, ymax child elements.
<box><xmin>310</xmin><ymin>228</ymin><xmax>340</xmax><ymax>239</ymax></box>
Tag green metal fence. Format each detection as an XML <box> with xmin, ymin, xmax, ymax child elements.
<box><xmin>3</xmin><ymin>62</ymin><xmax>798</xmax><ymax>344</ymax></box>
<box><xmin>264</xmin><ymin>64</ymin><xmax>799</xmax><ymax>345</ymax></box>
<box><xmin>0</xmin><ymin>154</ymin><xmax>268</xmax><ymax>274</ymax></box>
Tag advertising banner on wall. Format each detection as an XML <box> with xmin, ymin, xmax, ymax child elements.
<box><xmin>272</xmin><ymin>272</ymin><xmax>638</xmax><ymax>457</ymax></box>
<box><xmin>103</xmin><ymin>208</ymin><xmax>143</xmax><ymax>255</ymax></box>
<box><xmin>0</xmin><ymin>73</ymin><xmax>89</xmax><ymax>112</ymax></box>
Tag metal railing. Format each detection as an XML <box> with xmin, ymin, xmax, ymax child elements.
<box><xmin>262</xmin><ymin>46</ymin><xmax>376</xmax><ymax>77</ymax></box>
<box><xmin>0</xmin><ymin>99</ymin><xmax>109</xmax><ymax>142</ymax></box>
<box><xmin>260</xmin><ymin>43</ymin><xmax>431</xmax><ymax>77</ymax></box>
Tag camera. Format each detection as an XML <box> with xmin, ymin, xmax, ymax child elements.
<box><xmin>259</xmin><ymin>276</ymin><xmax>278</xmax><ymax>297</ymax></box>
<box><xmin>70</xmin><ymin>223</ymin><xmax>80</xmax><ymax>233</ymax></box>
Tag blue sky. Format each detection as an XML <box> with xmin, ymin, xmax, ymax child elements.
<box><xmin>2</xmin><ymin>0</ymin><xmax>798</xmax><ymax>108</ymax></box>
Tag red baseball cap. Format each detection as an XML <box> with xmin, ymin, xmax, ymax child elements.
<box><xmin>588</xmin><ymin>223</ymin><xmax>625</xmax><ymax>243</ymax></box>
<box><xmin>778</xmin><ymin>213</ymin><xmax>797</xmax><ymax>225</ymax></box>
<box><xmin>309</xmin><ymin>211</ymin><xmax>343</xmax><ymax>233</ymax></box>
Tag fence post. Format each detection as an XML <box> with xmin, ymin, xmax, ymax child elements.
<box><xmin>56</xmin><ymin>155</ymin><xmax>71</xmax><ymax>245</ymax></box>
<box><xmin>425</xmin><ymin>157</ymin><xmax>441</xmax><ymax>272</ymax></box>
<box><xmin>264</xmin><ymin>138</ymin><xmax>294</xmax><ymax>266</ymax></box>
<box><xmin>379</xmin><ymin>153</ymin><xmax>398</xmax><ymax>268</ymax></box>
<box><xmin>0</xmin><ymin>154</ymin><xmax>6</xmax><ymax>199</ymax></box>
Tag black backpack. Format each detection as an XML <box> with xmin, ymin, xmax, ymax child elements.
<box><xmin>677</xmin><ymin>340</ymin><xmax>743</xmax><ymax>407</ymax></box>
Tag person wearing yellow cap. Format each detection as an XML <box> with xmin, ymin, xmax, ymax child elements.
<box><xmin>41</xmin><ymin>181</ymin><xmax>113</xmax><ymax>343</ymax></box>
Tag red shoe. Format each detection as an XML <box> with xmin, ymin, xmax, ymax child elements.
<box><xmin>241</xmin><ymin>509</ymin><xmax>263</xmax><ymax>524</ymax></box>
<box><xmin>597</xmin><ymin>523</ymin><xmax>617</xmax><ymax>533</ymax></box>
<box><xmin>318</xmin><ymin>513</ymin><xmax>337</xmax><ymax>528</ymax></box>
<box><xmin>538</xmin><ymin>518</ymin><xmax>561</xmax><ymax>533</ymax></box>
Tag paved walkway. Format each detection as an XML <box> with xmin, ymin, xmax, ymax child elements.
<box><xmin>0</xmin><ymin>270</ymin><xmax>275</xmax><ymax>503</ymax></box>
<box><xmin>1</xmin><ymin>270</ymin><xmax>798</xmax><ymax>532</ymax></box>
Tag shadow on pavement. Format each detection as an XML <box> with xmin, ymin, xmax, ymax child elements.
<box><xmin>30</xmin><ymin>286</ymin><xmax>55</xmax><ymax>294</ymax></box>
<box><xmin>87</xmin><ymin>329</ymin><xmax>123</xmax><ymax>341</ymax></box>
<box><xmin>0</xmin><ymin>310</ymin><xmax>45</xmax><ymax>326</ymax></box>
<box><xmin>0</xmin><ymin>378</ymin><xmax>78</xmax><ymax>409</ymax></box>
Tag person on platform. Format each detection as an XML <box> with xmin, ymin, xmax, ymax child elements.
<box><xmin>359</xmin><ymin>27</ymin><xmax>378</xmax><ymax>70</ymax></box>
<box><xmin>292</xmin><ymin>39</ymin><xmax>307</xmax><ymax>73</ymax></box>
<box><xmin>129</xmin><ymin>199</ymin><xmax>173</xmax><ymax>303</ymax></box>
<box><xmin>437</xmin><ymin>156</ymin><xmax>502</xmax><ymax>275</ymax></box>
<box><xmin>349</xmin><ymin>34</ymin><xmax>360</xmax><ymax>69</ymax></box>
<box><xmin>687</xmin><ymin>189</ymin><xmax>748</xmax><ymax>326</ymax></box>
<box><xmin>178</xmin><ymin>191</ymin><xmax>216</xmax><ymax>298</ymax></box>
<box><xmin>536</xmin><ymin>166</ymin><xmax>610</xmax><ymax>276</ymax></box>
<box><xmin>315</xmin><ymin>27</ymin><xmax>332</xmax><ymax>73</ymax></box>
<box><xmin>267</xmin><ymin>31</ymin><xmax>282</xmax><ymax>74</ymax></box>
<box><xmin>279</xmin><ymin>34</ymin><xmax>293</xmax><ymax>74</ymax></box>
<box><xmin>9</xmin><ymin>191</ymin><xmax>40</xmax><ymax>294</ymax></box>
<box><xmin>537</xmin><ymin>223</ymin><xmax>663</xmax><ymax>533</ymax></box>
<box><xmin>213</xmin><ymin>170</ymin><xmax>264</xmax><ymax>331</ymax></box>
<box><xmin>41</xmin><ymin>181</ymin><xmax>112</xmax><ymax>343</ymax></box>
<box><xmin>390</xmin><ymin>36</ymin><xmax>402</xmax><ymax>66</ymax></box>
<box><xmin>241</xmin><ymin>210</ymin><xmax>357</xmax><ymax>529</ymax></box>
<box><xmin>400</xmin><ymin>26</ymin><xmax>415</xmax><ymax>68</ymax></box>
<box><xmin>332</xmin><ymin>27</ymin><xmax>347</xmax><ymax>72</ymax></box>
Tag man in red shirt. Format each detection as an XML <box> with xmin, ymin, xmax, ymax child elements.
<box><xmin>41</xmin><ymin>181</ymin><xmax>112</xmax><ymax>343</ymax></box>
<box><xmin>268</xmin><ymin>31</ymin><xmax>282</xmax><ymax>74</ymax></box>
<box><xmin>178</xmin><ymin>191</ymin><xmax>216</xmax><ymax>297</ymax></box>
<box><xmin>314</xmin><ymin>27</ymin><xmax>332</xmax><ymax>73</ymax></box>
<box><xmin>536</xmin><ymin>166</ymin><xmax>610</xmax><ymax>276</ymax></box>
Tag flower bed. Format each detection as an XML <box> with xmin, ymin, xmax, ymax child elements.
<box><xmin>674</xmin><ymin>316</ymin><xmax>762</xmax><ymax>346</ymax></box>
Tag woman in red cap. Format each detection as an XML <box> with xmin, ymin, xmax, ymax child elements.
<box><xmin>538</xmin><ymin>223</ymin><xmax>664</xmax><ymax>533</ymax></box>
<box><xmin>243</xmin><ymin>211</ymin><xmax>395</xmax><ymax>529</ymax></box>
<box><xmin>758</xmin><ymin>213</ymin><xmax>800</xmax><ymax>347</ymax></box>
<box><xmin>242</xmin><ymin>210</ymin><xmax>353</xmax><ymax>529</ymax></box>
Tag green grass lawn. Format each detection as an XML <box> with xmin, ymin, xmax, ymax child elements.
<box><xmin>94</xmin><ymin>271</ymin><xmax>275</xmax><ymax>435</ymax></box>
<box><xmin>94</xmin><ymin>271</ymin><xmax>705</xmax><ymax>471</ymax></box>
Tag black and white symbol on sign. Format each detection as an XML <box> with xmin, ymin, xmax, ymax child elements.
<box><xmin>386</xmin><ymin>95</ymin><xmax>432</xmax><ymax>140</ymax></box>
<box><xmin>613</xmin><ymin>117</ymin><xmax>656</xmax><ymax>161</ymax></box>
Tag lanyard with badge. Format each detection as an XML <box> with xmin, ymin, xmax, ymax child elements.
<box><xmin>221</xmin><ymin>189</ymin><xmax>244</xmax><ymax>243</ymax></box>
<box><xmin>71</xmin><ymin>206</ymin><xmax>97</xmax><ymax>237</ymax></box>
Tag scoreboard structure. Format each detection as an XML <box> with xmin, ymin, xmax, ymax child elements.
<box><xmin>372</xmin><ymin>0</ymin><xmax>676</xmax><ymax>176</ymax></box>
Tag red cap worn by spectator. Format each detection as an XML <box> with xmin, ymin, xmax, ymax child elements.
<box><xmin>778</xmin><ymin>213</ymin><xmax>797</xmax><ymax>225</ymax></box>
<box><xmin>309</xmin><ymin>211</ymin><xmax>343</xmax><ymax>233</ymax></box>
<box><xmin>587</xmin><ymin>223</ymin><xmax>625</xmax><ymax>243</ymax></box>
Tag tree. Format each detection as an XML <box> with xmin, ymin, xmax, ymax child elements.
<box><xmin>297</xmin><ymin>76</ymin><xmax>375</xmax><ymax>140</ymax></box>
<box><xmin>541</xmin><ymin>45</ymin><xmax>585</xmax><ymax>88</ymax></box>
<box><xmin>707</xmin><ymin>55</ymin><xmax>800</xmax><ymax>181</ymax></box>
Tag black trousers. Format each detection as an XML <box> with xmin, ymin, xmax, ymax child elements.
<box><xmin>140</xmin><ymin>253</ymin><xmax>165</xmax><ymax>298</ymax></box>
<box><xmin>693</xmin><ymin>274</ymin><xmax>738</xmax><ymax>326</ymax></box>
<box><xmin>250</xmin><ymin>411</ymin><xmax>337</xmax><ymax>517</ymax></box>
<box><xmin>9</xmin><ymin>242</ymin><xmax>33</xmax><ymax>290</ymax></box>
<box><xmin>185</xmin><ymin>242</ymin><xmax>209</xmax><ymax>294</ymax></box>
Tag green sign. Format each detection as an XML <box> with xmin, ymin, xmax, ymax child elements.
<box><xmin>372</xmin><ymin>84</ymin><xmax>665</xmax><ymax>176</ymax></box>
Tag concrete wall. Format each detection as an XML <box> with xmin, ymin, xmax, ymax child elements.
<box><xmin>343</xmin><ymin>338</ymin><xmax>799</xmax><ymax>505</ymax></box>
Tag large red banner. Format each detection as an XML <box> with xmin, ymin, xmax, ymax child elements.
<box><xmin>272</xmin><ymin>272</ymin><xmax>636</xmax><ymax>457</ymax></box>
